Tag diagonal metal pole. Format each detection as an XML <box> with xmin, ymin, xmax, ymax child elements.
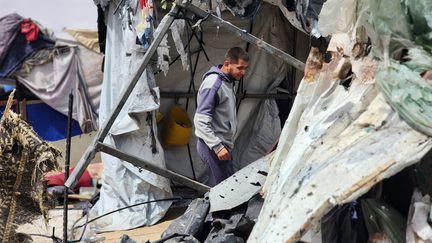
<box><xmin>97</xmin><ymin>142</ymin><xmax>210</xmax><ymax>193</ymax></box>
<box><xmin>65</xmin><ymin>6</ymin><xmax>180</xmax><ymax>189</ymax></box>
<box><xmin>181</xmin><ymin>2</ymin><xmax>305</xmax><ymax>71</ymax></box>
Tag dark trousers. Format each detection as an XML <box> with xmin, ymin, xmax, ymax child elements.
<box><xmin>196</xmin><ymin>138</ymin><xmax>233</xmax><ymax>185</ymax></box>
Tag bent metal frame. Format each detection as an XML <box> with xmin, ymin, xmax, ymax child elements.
<box><xmin>65</xmin><ymin>2</ymin><xmax>305</xmax><ymax>193</ymax></box>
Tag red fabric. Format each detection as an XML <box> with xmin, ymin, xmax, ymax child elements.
<box><xmin>46</xmin><ymin>168</ymin><xmax>92</xmax><ymax>192</ymax></box>
<box><xmin>20</xmin><ymin>19</ymin><xmax>40</xmax><ymax>42</ymax></box>
<box><xmin>139</xmin><ymin>0</ymin><xmax>147</xmax><ymax>9</ymax></box>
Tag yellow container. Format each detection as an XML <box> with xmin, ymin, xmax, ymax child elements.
<box><xmin>162</xmin><ymin>105</ymin><xmax>192</xmax><ymax>146</ymax></box>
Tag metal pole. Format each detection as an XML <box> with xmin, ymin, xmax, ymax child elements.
<box><xmin>96</xmin><ymin>142</ymin><xmax>210</xmax><ymax>193</ymax></box>
<box><xmin>181</xmin><ymin>2</ymin><xmax>306</xmax><ymax>71</ymax></box>
<box><xmin>63</xmin><ymin>91</ymin><xmax>73</xmax><ymax>243</ymax></box>
<box><xmin>65</xmin><ymin>6</ymin><xmax>180</xmax><ymax>189</ymax></box>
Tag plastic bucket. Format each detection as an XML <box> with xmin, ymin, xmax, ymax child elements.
<box><xmin>162</xmin><ymin>105</ymin><xmax>192</xmax><ymax>146</ymax></box>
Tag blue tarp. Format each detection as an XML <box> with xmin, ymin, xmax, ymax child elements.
<box><xmin>0</xmin><ymin>102</ymin><xmax>82</xmax><ymax>141</ymax></box>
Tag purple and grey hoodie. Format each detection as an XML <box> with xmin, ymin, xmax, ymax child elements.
<box><xmin>194</xmin><ymin>65</ymin><xmax>237</xmax><ymax>153</ymax></box>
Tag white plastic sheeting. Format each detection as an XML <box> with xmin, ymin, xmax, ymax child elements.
<box><xmin>317</xmin><ymin>0</ymin><xmax>357</xmax><ymax>37</ymax></box>
<box><xmin>249</xmin><ymin>34</ymin><xmax>432</xmax><ymax>243</ymax></box>
<box><xmin>87</xmin><ymin>1</ymin><xmax>172</xmax><ymax>232</ymax></box>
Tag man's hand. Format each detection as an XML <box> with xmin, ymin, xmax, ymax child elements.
<box><xmin>216</xmin><ymin>147</ymin><xmax>231</xmax><ymax>161</ymax></box>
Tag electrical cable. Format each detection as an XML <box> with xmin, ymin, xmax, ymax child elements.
<box><xmin>70</xmin><ymin>197</ymin><xmax>186</xmax><ymax>242</ymax></box>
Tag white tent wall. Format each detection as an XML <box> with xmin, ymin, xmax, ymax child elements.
<box><xmin>86</xmin><ymin>2</ymin><xmax>172</xmax><ymax>232</ymax></box>
<box><xmin>156</xmin><ymin>3</ymin><xmax>310</xmax><ymax>182</ymax></box>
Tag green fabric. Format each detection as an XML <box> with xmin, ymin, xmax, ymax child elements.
<box><xmin>357</xmin><ymin>0</ymin><xmax>432</xmax><ymax>136</ymax></box>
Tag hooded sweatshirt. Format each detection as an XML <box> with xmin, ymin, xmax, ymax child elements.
<box><xmin>194</xmin><ymin>65</ymin><xmax>237</xmax><ymax>153</ymax></box>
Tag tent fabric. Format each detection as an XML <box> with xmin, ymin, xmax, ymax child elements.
<box><xmin>0</xmin><ymin>27</ymin><xmax>54</xmax><ymax>78</ymax></box>
<box><xmin>64</xmin><ymin>29</ymin><xmax>100</xmax><ymax>53</ymax></box>
<box><xmin>157</xmin><ymin>3</ymin><xmax>296</xmax><ymax>181</ymax></box>
<box><xmin>12</xmin><ymin>48</ymin><xmax>55</xmax><ymax>77</ymax></box>
<box><xmin>25</xmin><ymin>102</ymin><xmax>82</xmax><ymax>141</ymax></box>
<box><xmin>86</xmin><ymin>1</ymin><xmax>172</xmax><ymax>232</ymax></box>
<box><xmin>0</xmin><ymin>13</ymin><xmax>23</xmax><ymax>65</ymax></box>
<box><xmin>16</xmin><ymin>46</ymin><xmax>98</xmax><ymax>133</ymax></box>
<box><xmin>0</xmin><ymin>102</ymin><xmax>83</xmax><ymax>141</ymax></box>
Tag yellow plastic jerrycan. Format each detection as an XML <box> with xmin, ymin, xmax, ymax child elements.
<box><xmin>162</xmin><ymin>105</ymin><xmax>192</xmax><ymax>146</ymax></box>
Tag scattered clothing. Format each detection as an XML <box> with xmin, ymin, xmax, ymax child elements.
<box><xmin>0</xmin><ymin>27</ymin><xmax>54</xmax><ymax>78</ymax></box>
<box><xmin>46</xmin><ymin>168</ymin><xmax>92</xmax><ymax>192</ymax></box>
<box><xmin>20</xmin><ymin>19</ymin><xmax>40</xmax><ymax>42</ymax></box>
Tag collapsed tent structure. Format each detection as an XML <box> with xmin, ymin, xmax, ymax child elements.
<box><xmin>0</xmin><ymin>13</ymin><xmax>103</xmax><ymax>139</ymax></box>
<box><xmin>66</xmin><ymin>0</ymin><xmax>311</xmax><ymax>233</ymax></box>
<box><xmin>2</xmin><ymin>0</ymin><xmax>431</xmax><ymax>241</ymax></box>
<box><xmin>62</xmin><ymin>0</ymin><xmax>432</xmax><ymax>241</ymax></box>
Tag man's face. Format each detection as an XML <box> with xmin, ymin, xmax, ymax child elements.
<box><xmin>225</xmin><ymin>58</ymin><xmax>249</xmax><ymax>81</ymax></box>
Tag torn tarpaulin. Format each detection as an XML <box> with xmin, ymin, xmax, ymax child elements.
<box><xmin>279</xmin><ymin>0</ymin><xmax>326</xmax><ymax>34</ymax></box>
<box><xmin>170</xmin><ymin>19</ymin><xmax>189</xmax><ymax>71</ymax></box>
<box><xmin>248</xmin><ymin>33</ymin><xmax>432</xmax><ymax>242</ymax></box>
<box><xmin>161</xmin><ymin>198</ymin><xmax>210</xmax><ymax>242</ymax></box>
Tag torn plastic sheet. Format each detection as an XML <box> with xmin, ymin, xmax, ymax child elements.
<box><xmin>157</xmin><ymin>34</ymin><xmax>170</xmax><ymax>76</ymax></box>
<box><xmin>161</xmin><ymin>198</ymin><xmax>210</xmax><ymax>242</ymax></box>
<box><xmin>361</xmin><ymin>199</ymin><xmax>406</xmax><ymax>243</ymax></box>
<box><xmin>406</xmin><ymin>189</ymin><xmax>432</xmax><ymax>242</ymax></box>
<box><xmin>317</xmin><ymin>0</ymin><xmax>357</xmax><ymax>37</ymax></box>
<box><xmin>276</xmin><ymin>0</ymin><xmax>326</xmax><ymax>33</ymax></box>
<box><xmin>377</xmin><ymin>62</ymin><xmax>432</xmax><ymax>137</ymax></box>
<box><xmin>170</xmin><ymin>19</ymin><xmax>189</xmax><ymax>71</ymax></box>
<box><xmin>248</xmin><ymin>34</ymin><xmax>432</xmax><ymax>242</ymax></box>
<box><xmin>356</xmin><ymin>0</ymin><xmax>432</xmax><ymax>59</ymax></box>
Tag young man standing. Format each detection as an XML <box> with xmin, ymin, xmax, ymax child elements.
<box><xmin>194</xmin><ymin>47</ymin><xmax>249</xmax><ymax>186</ymax></box>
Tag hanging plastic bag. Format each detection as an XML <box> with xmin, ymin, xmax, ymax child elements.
<box><xmin>321</xmin><ymin>201</ymin><xmax>369</xmax><ymax>243</ymax></box>
<box><xmin>361</xmin><ymin>199</ymin><xmax>406</xmax><ymax>243</ymax></box>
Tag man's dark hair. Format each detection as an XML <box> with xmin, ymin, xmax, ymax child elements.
<box><xmin>225</xmin><ymin>47</ymin><xmax>249</xmax><ymax>63</ymax></box>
